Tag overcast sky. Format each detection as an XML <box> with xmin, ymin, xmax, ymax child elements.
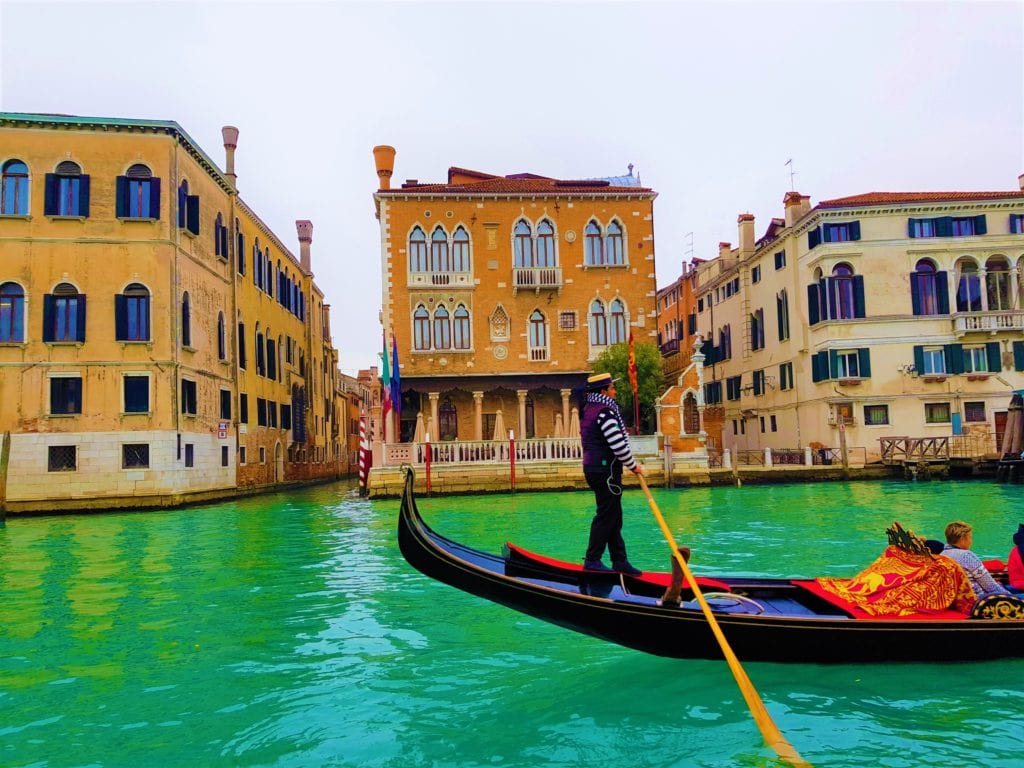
<box><xmin>3</xmin><ymin>1</ymin><xmax>1022</xmax><ymax>373</ymax></box>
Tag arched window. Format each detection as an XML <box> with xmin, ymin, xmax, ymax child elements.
<box><xmin>433</xmin><ymin>305</ymin><xmax>451</xmax><ymax>349</ymax></box>
<box><xmin>47</xmin><ymin>282</ymin><xmax>83</xmax><ymax>342</ymax></box>
<box><xmin>0</xmin><ymin>281</ymin><xmax>25</xmax><ymax>342</ymax></box>
<box><xmin>985</xmin><ymin>256</ymin><xmax>1011</xmax><ymax>311</ymax></box>
<box><xmin>217</xmin><ymin>312</ymin><xmax>226</xmax><ymax>360</ymax></box>
<box><xmin>50</xmin><ymin>160</ymin><xmax>86</xmax><ymax>217</ymax></box>
<box><xmin>956</xmin><ymin>259</ymin><xmax>982</xmax><ymax>312</ymax></box>
<box><xmin>2</xmin><ymin>159</ymin><xmax>30</xmax><ymax>215</ymax></box>
<box><xmin>452</xmin><ymin>226</ymin><xmax>470</xmax><ymax>272</ymax></box>
<box><xmin>235</xmin><ymin>218</ymin><xmax>245</xmax><ymax>275</ymax></box>
<box><xmin>177</xmin><ymin>180</ymin><xmax>189</xmax><ymax>228</ymax></box>
<box><xmin>589</xmin><ymin>299</ymin><xmax>607</xmax><ymax>346</ymax></box>
<box><xmin>124</xmin><ymin>163</ymin><xmax>154</xmax><ymax>219</ymax></box>
<box><xmin>430</xmin><ymin>227</ymin><xmax>449</xmax><ymax>272</ymax></box>
<box><xmin>253</xmin><ymin>238</ymin><xmax>261</xmax><ymax>286</ymax></box>
<box><xmin>413</xmin><ymin>305</ymin><xmax>430</xmax><ymax>350</ymax></box>
<box><xmin>513</xmin><ymin>220</ymin><xmax>533</xmax><ymax>268</ymax></box>
<box><xmin>608</xmin><ymin>298</ymin><xmax>627</xmax><ymax>344</ymax></box>
<box><xmin>605</xmin><ymin>221</ymin><xmax>624</xmax><ymax>265</ymax></box>
<box><xmin>181</xmin><ymin>292</ymin><xmax>191</xmax><ymax>346</ymax></box>
<box><xmin>912</xmin><ymin>259</ymin><xmax>941</xmax><ymax>316</ymax></box>
<box><xmin>116</xmin><ymin>282</ymin><xmax>150</xmax><ymax>341</ymax></box>
<box><xmin>831</xmin><ymin>263</ymin><xmax>856</xmax><ymax>320</ymax></box>
<box><xmin>453</xmin><ymin>305</ymin><xmax>471</xmax><ymax>349</ymax></box>
<box><xmin>536</xmin><ymin>219</ymin><xmax>555</xmax><ymax>267</ymax></box>
<box><xmin>214</xmin><ymin>213</ymin><xmax>225</xmax><ymax>257</ymax></box>
<box><xmin>439</xmin><ymin>397</ymin><xmax>458</xmax><ymax>440</ymax></box>
<box><xmin>683</xmin><ymin>392</ymin><xmax>699</xmax><ymax>434</ymax></box>
<box><xmin>255</xmin><ymin>324</ymin><xmax>266</xmax><ymax>375</ymax></box>
<box><xmin>409</xmin><ymin>227</ymin><xmax>427</xmax><ymax>272</ymax></box>
<box><xmin>584</xmin><ymin>220</ymin><xmax>603</xmax><ymax>265</ymax></box>
<box><xmin>528</xmin><ymin>310</ymin><xmax>547</xmax><ymax>360</ymax></box>
<box><xmin>265</xmin><ymin>248</ymin><xmax>273</xmax><ymax>296</ymax></box>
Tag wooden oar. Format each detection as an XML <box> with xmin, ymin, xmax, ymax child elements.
<box><xmin>637</xmin><ymin>475</ymin><xmax>809</xmax><ymax>767</ymax></box>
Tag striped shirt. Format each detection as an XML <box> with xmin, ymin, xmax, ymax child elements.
<box><xmin>587</xmin><ymin>393</ymin><xmax>636</xmax><ymax>471</ymax></box>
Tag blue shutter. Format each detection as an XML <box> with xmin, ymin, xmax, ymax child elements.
<box><xmin>808</xmin><ymin>227</ymin><xmax>821</xmax><ymax>249</ymax></box>
<box><xmin>850</xmin><ymin>221</ymin><xmax>861</xmax><ymax>241</ymax></box>
<box><xmin>910</xmin><ymin>273</ymin><xmax>922</xmax><ymax>315</ymax></box>
<box><xmin>821</xmin><ymin>224</ymin><xmax>832</xmax><ymax>244</ymax></box>
<box><xmin>807</xmin><ymin>284</ymin><xmax>820</xmax><ymax>325</ymax></box>
<box><xmin>974</xmin><ymin>215</ymin><xmax>987</xmax><ymax>235</ymax></box>
<box><xmin>42</xmin><ymin>295</ymin><xmax>55</xmax><ymax>342</ymax></box>
<box><xmin>853</xmin><ymin>275</ymin><xmax>866</xmax><ymax>318</ymax></box>
<box><xmin>936</xmin><ymin>216</ymin><xmax>952</xmax><ymax>237</ymax></box>
<box><xmin>79</xmin><ymin>175</ymin><xmax>90</xmax><ymax>217</ymax></box>
<box><xmin>115</xmin><ymin>294</ymin><xmax>127</xmax><ymax>340</ymax></box>
<box><xmin>945</xmin><ymin>344</ymin><xmax>964</xmax><ymax>374</ymax></box>
<box><xmin>828</xmin><ymin>350</ymin><xmax>839</xmax><ymax>380</ymax></box>
<box><xmin>44</xmin><ymin>174</ymin><xmax>58</xmax><ymax>215</ymax></box>
<box><xmin>1013</xmin><ymin>341</ymin><xmax>1024</xmax><ymax>371</ymax></box>
<box><xmin>75</xmin><ymin>295</ymin><xmax>87</xmax><ymax>342</ymax></box>
<box><xmin>115</xmin><ymin>176</ymin><xmax>127</xmax><ymax>217</ymax></box>
<box><xmin>936</xmin><ymin>272</ymin><xmax>950</xmax><ymax>314</ymax></box>
<box><xmin>149</xmin><ymin>178</ymin><xmax>161</xmax><ymax>220</ymax></box>
<box><xmin>908</xmin><ymin>218</ymin><xmax>917</xmax><ymax>238</ymax></box>
<box><xmin>858</xmin><ymin>348</ymin><xmax>871</xmax><ymax>378</ymax></box>
<box><xmin>913</xmin><ymin>345</ymin><xmax>925</xmax><ymax>374</ymax></box>
<box><xmin>186</xmin><ymin>195</ymin><xmax>200</xmax><ymax>235</ymax></box>
<box><xmin>986</xmin><ymin>342</ymin><xmax>1001</xmax><ymax>372</ymax></box>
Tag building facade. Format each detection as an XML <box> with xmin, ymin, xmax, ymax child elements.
<box><xmin>372</xmin><ymin>148</ymin><xmax>658</xmax><ymax>448</ymax></box>
<box><xmin>0</xmin><ymin>113</ymin><xmax>340</xmax><ymax>511</ymax></box>
<box><xmin>688</xmin><ymin>181</ymin><xmax>1024</xmax><ymax>462</ymax></box>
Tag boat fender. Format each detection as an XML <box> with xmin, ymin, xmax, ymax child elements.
<box><xmin>970</xmin><ymin>594</ymin><xmax>1024</xmax><ymax>620</ymax></box>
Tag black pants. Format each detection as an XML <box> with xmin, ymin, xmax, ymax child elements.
<box><xmin>584</xmin><ymin>469</ymin><xmax>627</xmax><ymax>564</ymax></box>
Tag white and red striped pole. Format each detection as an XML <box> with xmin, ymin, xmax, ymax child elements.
<box><xmin>357</xmin><ymin>413</ymin><xmax>370</xmax><ymax>495</ymax></box>
<box><xmin>425</xmin><ymin>432</ymin><xmax>432</xmax><ymax>494</ymax></box>
<box><xmin>509</xmin><ymin>429</ymin><xmax>516</xmax><ymax>493</ymax></box>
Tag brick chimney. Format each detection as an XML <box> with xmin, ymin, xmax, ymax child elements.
<box><xmin>1018</xmin><ymin>172</ymin><xmax>1024</xmax><ymax>190</ymax></box>
<box><xmin>296</xmin><ymin>219</ymin><xmax>313</xmax><ymax>274</ymax></box>
<box><xmin>373</xmin><ymin>145</ymin><xmax>396</xmax><ymax>191</ymax></box>
<box><xmin>718</xmin><ymin>241</ymin><xmax>732</xmax><ymax>260</ymax></box>
<box><xmin>737</xmin><ymin>213</ymin><xmax>755</xmax><ymax>257</ymax></box>
<box><xmin>784</xmin><ymin>191</ymin><xmax>811</xmax><ymax>227</ymax></box>
<box><xmin>221</xmin><ymin>126</ymin><xmax>239</xmax><ymax>191</ymax></box>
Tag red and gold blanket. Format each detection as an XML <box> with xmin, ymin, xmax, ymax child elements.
<box><xmin>817</xmin><ymin>545</ymin><xmax>976</xmax><ymax>617</ymax></box>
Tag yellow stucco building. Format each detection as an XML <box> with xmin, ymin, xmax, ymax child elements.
<box><xmin>371</xmin><ymin>147</ymin><xmax>658</xmax><ymax>450</ymax></box>
<box><xmin>0</xmin><ymin>113</ymin><xmax>341</xmax><ymax>512</ymax></box>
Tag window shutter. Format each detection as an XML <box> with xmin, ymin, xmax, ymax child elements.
<box><xmin>973</xmin><ymin>214</ymin><xmax>987</xmax><ymax>235</ymax></box>
<box><xmin>910</xmin><ymin>273</ymin><xmax>922</xmax><ymax>315</ymax></box>
<box><xmin>1014</xmin><ymin>341</ymin><xmax>1024</xmax><ymax>372</ymax></box>
<box><xmin>186</xmin><ymin>195</ymin><xmax>200</xmax><ymax>235</ymax></box>
<box><xmin>850</xmin><ymin>221</ymin><xmax>861</xmax><ymax>241</ymax></box>
<box><xmin>149</xmin><ymin>178</ymin><xmax>161</xmax><ymax>219</ymax></box>
<box><xmin>753</xmin><ymin>371</ymin><xmax>763</xmax><ymax>396</ymax></box>
<box><xmin>936</xmin><ymin>271</ymin><xmax>950</xmax><ymax>314</ymax></box>
<box><xmin>913</xmin><ymin>345</ymin><xmax>925</xmax><ymax>374</ymax></box>
<box><xmin>908</xmin><ymin>218</ymin><xmax>917</xmax><ymax>238</ymax></box>
<box><xmin>807</xmin><ymin>284</ymin><xmax>820</xmax><ymax>325</ymax></box>
<box><xmin>238</xmin><ymin>323</ymin><xmax>247</xmax><ymax>368</ymax></box>
<box><xmin>853</xmin><ymin>275</ymin><xmax>866</xmax><ymax>318</ymax></box>
<box><xmin>44</xmin><ymin>174</ymin><xmax>58</xmax><ymax>215</ymax></box>
<box><xmin>986</xmin><ymin>341</ymin><xmax>1001</xmax><ymax>372</ymax></box>
<box><xmin>936</xmin><ymin>216</ymin><xmax>952</xmax><ymax>237</ymax></box>
<box><xmin>115</xmin><ymin>176</ymin><xmax>127</xmax><ymax>217</ymax></box>
<box><xmin>687</xmin><ymin>313</ymin><xmax>696</xmax><ymax>335</ymax></box>
<box><xmin>42</xmin><ymin>295</ymin><xmax>55</xmax><ymax>342</ymax></box>
<box><xmin>115</xmin><ymin>294</ymin><xmax>127</xmax><ymax>340</ymax></box>
<box><xmin>857</xmin><ymin>348</ymin><xmax>871</xmax><ymax>378</ymax></box>
<box><xmin>821</xmin><ymin>224</ymin><xmax>832</xmax><ymax>244</ymax></box>
<box><xmin>75</xmin><ymin>295</ymin><xmax>87</xmax><ymax>342</ymax></box>
<box><xmin>808</xmin><ymin>227</ymin><xmax>821</xmax><ymax>249</ymax></box>
<box><xmin>945</xmin><ymin>343</ymin><xmax>964</xmax><ymax>374</ymax></box>
<box><xmin>79</xmin><ymin>175</ymin><xmax>90</xmax><ymax>217</ymax></box>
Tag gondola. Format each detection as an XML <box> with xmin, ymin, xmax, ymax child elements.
<box><xmin>396</xmin><ymin>469</ymin><xmax>1024</xmax><ymax>663</ymax></box>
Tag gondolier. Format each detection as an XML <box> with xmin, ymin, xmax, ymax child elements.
<box><xmin>580</xmin><ymin>371</ymin><xmax>645</xmax><ymax>575</ymax></box>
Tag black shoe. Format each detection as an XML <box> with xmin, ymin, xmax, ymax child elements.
<box><xmin>612</xmin><ymin>560</ymin><xmax>642</xmax><ymax>576</ymax></box>
<box><xmin>583</xmin><ymin>559</ymin><xmax>613</xmax><ymax>572</ymax></box>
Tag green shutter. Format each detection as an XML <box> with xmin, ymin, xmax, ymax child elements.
<box><xmin>829</xmin><ymin>350</ymin><xmax>839</xmax><ymax>380</ymax></box>
<box><xmin>974</xmin><ymin>214</ymin><xmax>987</xmax><ymax>235</ymax></box>
<box><xmin>858</xmin><ymin>348</ymin><xmax>871</xmax><ymax>378</ymax></box>
<box><xmin>850</xmin><ymin>221</ymin><xmax>861</xmax><ymax>241</ymax></box>
<box><xmin>913</xmin><ymin>346</ymin><xmax>925</xmax><ymax>375</ymax></box>
<box><xmin>853</xmin><ymin>275</ymin><xmax>866</xmax><ymax>318</ymax></box>
<box><xmin>1013</xmin><ymin>341</ymin><xmax>1024</xmax><ymax>371</ymax></box>
<box><xmin>986</xmin><ymin>342</ymin><xmax>1001</xmax><ymax>373</ymax></box>
<box><xmin>945</xmin><ymin>344</ymin><xmax>964</xmax><ymax>374</ymax></box>
<box><xmin>910</xmin><ymin>273</ymin><xmax>922</xmax><ymax>315</ymax></box>
<box><xmin>936</xmin><ymin>272</ymin><xmax>950</xmax><ymax>314</ymax></box>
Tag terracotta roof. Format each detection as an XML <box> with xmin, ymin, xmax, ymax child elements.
<box><xmin>818</xmin><ymin>191</ymin><xmax>1024</xmax><ymax>208</ymax></box>
<box><xmin>392</xmin><ymin>176</ymin><xmax>652</xmax><ymax>194</ymax></box>
<box><xmin>447</xmin><ymin>167</ymin><xmax>498</xmax><ymax>182</ymax></box>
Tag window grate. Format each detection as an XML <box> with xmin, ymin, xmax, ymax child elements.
<box><xmin>123</xmin><ymin>443</ymin><xmax>150</xmax><ymax>468</ymax></box>
<box><xmin>48</xmin><ymin>445</ymin><xmax>77</xmax><ymax>472</ymax></box>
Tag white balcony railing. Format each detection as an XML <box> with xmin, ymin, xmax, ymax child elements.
<box><xmin>408</xmin><ymin>271</ymin><xmax>473</xmax><ymax>288</ymax></box>
<box><xmin>384</xmin><ymin>435</ymin><xmax>663</xmax><ymax>467</ymax></box>
<box><xmin>953</xmin><ymin>310</ymin><xmax>1024</xmax><ymax>335</ymax></box>
<box><xmin>513</xmin><ymin>267</ymin><xmax>562</xmax><ymax>293</ymax></box>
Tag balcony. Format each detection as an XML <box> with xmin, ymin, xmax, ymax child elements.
<box><xmin>952</xmin><ymin>310</ymin><xmax>1024</xmax><ymax>337</ymax></box>
<box><xmin>659</xmin><ymin>338</ymin><xmax>681</xmax><ymax>355</ymax></box>
<box><xmin>513</xmin><ymin>267</ymin><xmax>562</xmax><ymax>294</ymax></box>
<box><xmin>408</xmin><ymin>271</ymin><xmax>473</xmax><ymax>289</ymax></box>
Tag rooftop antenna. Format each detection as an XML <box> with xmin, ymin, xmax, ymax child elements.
<box><xmin>785</xmin><ymin>158</ymin><xmax>796</xmax><ymax>191</ymax></box>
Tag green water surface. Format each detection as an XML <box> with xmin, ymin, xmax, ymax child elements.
<box><xmin>1</xmin><ymin>479</ymin><xmax>1022</xmax><ymax>767</ymax></box>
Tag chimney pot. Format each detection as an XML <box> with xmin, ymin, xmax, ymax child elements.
<box><xmin>296</xmin><ymin>220</ymin><xmax>313</xmax><ymax>274</ymax></box>
<box><xmin>373</xmin><ymin>145</ymin><xmax>396</xmax><ymax>191</ymax></box>
<box><xmin>221</xmin><ymin>125</ymin><xmax>239</xmax><ymax>191</ymax></box>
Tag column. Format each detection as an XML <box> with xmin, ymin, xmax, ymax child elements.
<box><xmin>560</xmin><ymin>388</ymin><xmax>571</xmax><ymax>426</ymax></box>
<box><xmin>517</xmin><ymin>389</ymin><xmax>528</xmax><ymax>440</ymax></box>
<box><xmin>473</xmin><ymin>391</ymin><xmax>484</xmax><ymax>441</ymax></box>
<box><xmin>428</xmin><ymin>392</ymin><xmax>440</xmax><ymax>441</ymax></box>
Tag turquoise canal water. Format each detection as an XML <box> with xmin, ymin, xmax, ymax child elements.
<box><xmin>2</xmin><ymin>480</ymin><xmax>1023</xmax><ymax>767</ymax></box>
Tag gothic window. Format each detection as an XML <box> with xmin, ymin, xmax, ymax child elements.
<box><xmin>413</xmin><ymin>305</ymin><xmax>430</xmax><ymax>350</ymax></box>
<box><xmin>683</xmin><ymin>392</ymin><xmax>699</xmax><ymax>434</ymax></box>
<box><xmin>452</xmin><ymin>226</ymin><xmax>470</xmax><ymax>272</ymax></box>
<box><xmin>513</xmin><ymin>220</ymin><xmax>533</xmax><ymax>268</ymax></box>
<box><xmin>453</xmin><ymin>305</ymin><xmax>471</xmax><ymax>349</ymax></box>
<box><xmin>608</xmin><ymin>298</ymin><xmax>627</xmax><ymax>344</ymax></box>
<box><xmin>589</xmin><ymin>299</ymin><xmax>607</xmax><ymax>346</ymax></box>
<box><xmin>536</xmin><ymin>219</ymin><xmax>556</xmax><ymax>267</ymax></box>
<box><xmin>605</xmin><ymin>220</ymin><xmax>624</xmax><ymax>265</ymax></box>
<box><xmin>409</xmin><ymin>227</ymin><xmax>427</xmax><ymax>272</ymax></box>
<box><xmin>433</xmin><ymin>305</ymin><xmax>451</xmax><ymax>349</ymax></box>
<box><xmin>584</xmin><ymin>220</ymin><xmax>603</xmax><ymax>265</ymax></box>
<box><xmin>430</xmin><ymin>227</ymin><xmax>449</xmax><ymax>272</ymax></box>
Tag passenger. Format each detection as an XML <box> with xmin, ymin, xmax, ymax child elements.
<box><xmin>940</xmin><ymin>521</ymin><xmax>1010</xmax><ymax>599</ymax></box>
<box><xmin>1007</xmin><ymin>523</ymin><xmax>1024</xmax><ymax>594</ymax></box>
